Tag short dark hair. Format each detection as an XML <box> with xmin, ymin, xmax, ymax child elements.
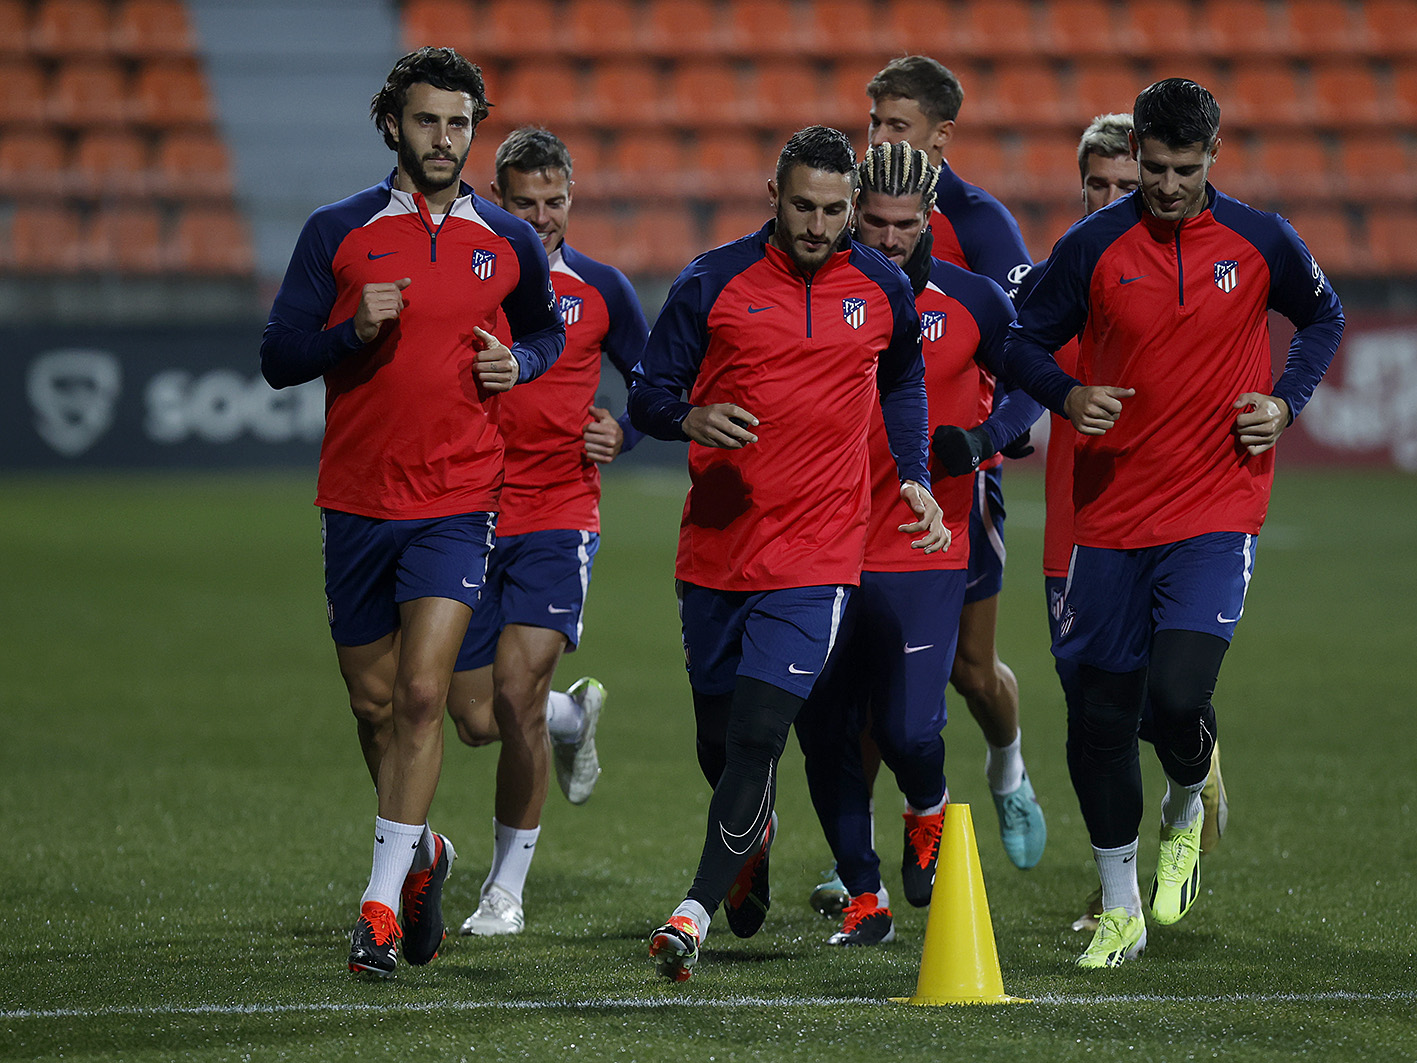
<box><xmin>370</xmin><ymin>46</ymin><xmax>491</xmax><ymax>151</ymax></box>
<box><xmin>494</xmin><ymin>126</ymin><xmax>574</xmax><ymax>188</ymax></box>
<box><xmin>858</xmin><ymin>142</ymin><xmax>939</xmax><ymax>215</ymax></box>
<box><xmin>1077</xmin><ymin>112</ymin><xmax>1134</xmax><ymax>180</ymax></box>
<box><xmin>867</xmin><ymin>55</ymin><xmax>964</xmax><ymax>125</ymax></box>
<box><xmin>1133</xmin><ymin>78</ymin><xmax>1220</xmax><ymax>151</ymax></box>
<box><xmin>775</xmin><ymin>125</ymin><xmax>857</xmax><ymax>188</ymax></box>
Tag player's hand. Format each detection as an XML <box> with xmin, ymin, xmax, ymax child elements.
<box><xmin>931</xmin><ymin>424</ymin><xmax>996</xmax><ymax>477</ymax></box>
<box><xmin>1233</xmin><ymin>392</ymin><xmax>1290</xmax><ymax>455</ymax></box>
<box><xmin>473</xmin><ymin>327</ymin><xmax>519</xmax><ymax>393</ymax></box>
<box><xmin>353</xmin><ymin>277</ymin><xmax>411</xmax><ymax>344</ymax></box>
<box><xmin>1064</xmin><ymin>384</ymin><xmax>1134</xmax><ymax>435</ymax></box>
<box><xmin>584</xmin><ymin>405</ymin><xmax>624</xmax><ymax>464</ymax></box>
<box><xmin>682</xmin><ymin>403</ymin><xmax>759</xmax><ymax>448</ymax></box>
<box><xmin>899</xmin><ymin>479</ymin><xmax>950</xmax><ymax>554</ymax></box>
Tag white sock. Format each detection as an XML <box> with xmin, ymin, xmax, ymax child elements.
<box><xmin>409</xmin><ymin>823</ymin><xmax>437</xmax><ymax>873</ymax></box>
<box><xmin>545</xmin><ymin>690</ymin><xmax>582</xmax><ymax>742</ymax></box>
<box><xmin>360</xmin><ymin>816</ymin><xmax>423</xmax><ymax>912</ymax></box>
<box><xmin>986</xmin><ymin>731</ymin><xmax>1025</xmax><ymax>795</ymax></box>
<box><xmin>1093</xmin><ymin>838</ymin><xmax>1143</xmax><ymax>917</ymax></box>
<box><xmin>1161</xmin><ymin>773</ymin><xmax>1207</xmax><ymax>830</ymax></box>
<box><xmin>483</xmin><ymin>818</ymin><xmax>540</xmax><ymax>907</ymax></box>
<box><xmin>906</xmin><ymin>796</ymin><xmax>946</xmax><ymax>817</ymax></box>
<box><xmin>672</xmin><ymin>898</ymin><xmax>711</xmax><ymax>940</ymax></box>
<box><xmin>867</xmin><ymin>795</ymin><xmax>876</xmax><ymax>848</ymax></box>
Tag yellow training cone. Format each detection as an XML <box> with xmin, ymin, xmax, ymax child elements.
<box><xmin>891</xmin><ymin>803</ymin><xmax>1030</xmax><ymax>1005</ymax></box>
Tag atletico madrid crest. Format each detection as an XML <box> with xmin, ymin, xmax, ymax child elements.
<box><xmin>471</xmin><ymin>249</ymin><xmax>497</xmax><ymax>281</ymax></box>
<box><xmin>843</xmin><ymin>297</ymin><xmax>867</xmax><ymax>330</ymax></box>
<box><xmin>921</xmin><ymin>310</ymin><xmax>947</xmax><ymax>343</ymax></box>
<box><xmin>559</xmin><ymin>294</ymin><xmax>583</xmax><ymax>327</ymax></box>
<box><xmin>1214</xmin><ymin>260</ymin><xmax>1237</xmax><ymax>292</ymax></box>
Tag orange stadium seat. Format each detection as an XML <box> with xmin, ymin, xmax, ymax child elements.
<box><xmin>1225</xmin><ymin>63</ymin><xmax>1304</xmax><ymax>129</ymax></box>
<box><xmin>401</xmin><ymin>0</ymin><xmax>479</xmax><ymax>54</ymax></box>
<box><xmin>153</xmin><ymin>129</ymin><xmax>236</xmax><ymax>199</ymax></box>
<box><xmin>586</xmin><ymin>63</ymin><xmax>669</xmax><ymax>131</ymax></box>
<box><xmin>619</xmin><ymin>203</ymin><xmax>701</xmax><ymax>275</ymax></box>
<box><xmin>721</xmin><ymin>0</ymin><xmax>799</xmax><ymax>59</ymax></box>
<box><xmin>708</xmin><ymin>202</ymin><xmax>769</xmax><ymax>250</ymax></box>
<box><xmin>942</xmin><ymin>137</ymin><xmax>1009</xmax><ymax>192</ymax></box>
<box><xmin>48</xmin><ymin>59</ymin><xmax>131</xmax><ymax>126</ymax></box>
<box><xmin>28</xmin><ymin>0</ymin><xmax>112</xmax><ymax>57</ymax></box>
<box><xmin>639</xmin><ymin>0</ymin><xmax>726</xmax><ymax>58</ymax></box>
<box><xmin>1013</xmin><ymin>130</ymin><xmax>1086</xmax><ymax>202</ymax></box>
<box><xmin>1335</xmin><ymin>134</ymin><xmax>1415</xmax><ymax>203</ymax></box>
<box><xmin>565</xmin><ymin>0</ymin><xmax>640</xmax><ymax>59</ymax></box>
<box><xmin>824</xmin><ymin>59</ymin><xmax>887</xmax><ymax>131</ymax></box>
<box><xmin>1394</xmin><ymin>63</ymin><xmax>1417</xmax><ymax>124</ymax></box>
<box><xmin>1284</xmin><ymin>0</ymin><xmax>1366</xmax><ymax>59</ymax></box>
<box><xmin>1248</xmin><ymin>134</ymin><xmax>1332</xmax><ymax>203</ymax></box>
<box><xmin>0</xmin><ymin>58</ymin><xmax>50</xmax><ymax>126</ymax></box>
<box><xmin>496</xmin><ymin>62</ymin><xmax>587</xmax><ymax>127</ymax></box>
<box><xmin>1072</xmin><ymin>61</ymin><xmax>1149</xmax><ymax>127</ymax></box>
<box><xmin>111</xmin><ymin>0</ymin><xmax>200</xmax><ymax>58</ymax></box>
<box><xmin>1038</xmin><ymin>0</ymin><xmax>1128</xmax><ymax>61</ymax></box>
<box><xmin>807</xmin><ymin>0</ymin><xmax>886</xmax><ymax>58</ymax></box>
<box><xmin>1123</xmin><ymin>0</ymin><xmax>1203</xmax><ymax>60</ymax></box>
<box><xmin>743</xmin><ymin>62</ymin><xmax>825</xmax><ymax>130</ymax></box>
<box><xmin>4</xmin><ymin>204</ymin><xmax>85</xmax><ymax>272</ymax></box>
<box><xmin>480</xmin><ymin>0</ymin><xmax>559</xmax><ymax>58</ymax></box>
<box><xmin>88</xmin><ymin>204</ymin><xmax>167</xmax><ymax>273</ymax></box>
<box><xmin>690</xmin><ymin>130</ymin><xmax>773</xmax><ymax>198</ymax></box>
<box><xmin>1363</xmin><ymin>207</ymin><xmax>1417</xmax><ymax>273</ymax></box>
<box><xmin>563</xmin><ymin>206</ymin><xmax>619</xmax><ymax>260</ymax></box>
<box><xmin>665</xmin><ymin>61</ymin><xmax>751</xmax><ymax>129</ymax></box>
<box><xmin>1027</xmin><ymin>203</ymin><xmax>1082</xmax><ymax>257</ymax></box>
<box><xmin>168</xmin><ymin>205</ymin><xmax>255</xmax><ymax>276</ymax></box>
<box><xmin>71</xmin><ymin>128</ymin><xmax>152</xmax><ymax>196</ymax></box>
<box><xmin>951</xmin><ymin>0</ymin><xmax>1041</xmax><ymax>59</ymax></box>
<box><xmin>0</xmin><ymin>129</ymin><xmax>68</xmax><ymax>197</ymax></box>
<box><xmin>1199</xmin><ymin>0</ymin><xmax>1286</xmax><ymax>58</ymax></box>
<box><xmin>0</xmin><ymin>0</ymin><xmax>32</xmax><ymax>56</ymax></box>
<box><xmin>132</xmin><ymin>60</ymin><xmax>214</xmax><ymax>127</ymax></box>
<box><xmin>1362</xmin><ymin>0</ymin><xmax>1417</xmax><ymax>60</ymax></box>
<box><xmin>1282</xmin><ymin>207</ymin><xmax>1355</xmax><ymax>275</ymax></box>
<box><xmin>879</xmin><ymin>0</ymin><xmax>978</xmax><ymax>58</ymax></box>
<box><xmin>983</xmin><ymin>65</ymin><xmax>1070</xmax><ymax>131</ymax></box>
<box><xmin>604</xmin><ymin>131</ymin><xmax>687</xmax><ymax>197</ymax></box>
<box><xmin>1312</xmin><ymin>62</ymin><xmax>1391</xmax><ymax>128</ymax></box>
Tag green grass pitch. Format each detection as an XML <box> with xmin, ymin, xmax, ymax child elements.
<box><xmin>1</xmin><ymin>466</ymin><xmax>1414</xmax><ymax>1061</ymax></box>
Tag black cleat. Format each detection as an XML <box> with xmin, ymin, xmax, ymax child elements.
<box><xmin>348</xmin><ymin>901</ymin><xmax>401</xmax><ymax>977</ymax></box>
<box><xmin>401</xmin><ymin>833</ymin><xmax>456</xmax><ymax>965</ymax></box>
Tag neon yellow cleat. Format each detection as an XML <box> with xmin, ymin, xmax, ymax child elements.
<box><xmin>1150</xmin><ymin>810</ymin><xmax>1204</xmax><ymax>925</ymax></box>
<box><xmin>1076</xmin><ymin>908</ymin><xmax>1147</xmax><ymax>969</ymax></box>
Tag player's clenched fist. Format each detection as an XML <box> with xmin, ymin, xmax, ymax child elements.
<box><xmin>353</xmin><ymin>277</ymin><xmax>411</xmax><ymax>343</ymax></box>
<box><xmin>1065</xmin><ymin>384</ymin><xmax>1136</xmax><ymax>435</ymax></box>
<box><xmin>473</xmin><ymin>326</ymin><xmax>520</xmax><ymax>393</ymax></box>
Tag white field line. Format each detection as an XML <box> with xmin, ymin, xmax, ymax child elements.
<box><xmin>5</xmin><ymin>990</ymin><xmax>1416</xmax><ymax>1019</ymax></box>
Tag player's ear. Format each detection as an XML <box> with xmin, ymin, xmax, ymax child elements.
<box><xmin>767</xmin><ymin>178</ymin><xmax>779</xmax><ymax>210</ymax></box>
<box><xmin>384</xmin><ymin>112</ymin><xmax>400</xmax><ymax>146</ymax></box>
<box><xmin>932</xmin><ymin>119</ymin><xmax>955</xmax><ymax>155</ymax></box>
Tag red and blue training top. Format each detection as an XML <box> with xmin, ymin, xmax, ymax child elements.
<box><xmin>261</xmin><ymin>172</ymin><xmax>564</xmax><ymax>521</ymax></box>
<box><xmin>1005</xmin><ymin>186</ymin><xmax>1344</xmax><ymax>550</ymax></box>
<box><xmin>493</xmin><ymin>242</ymin><xmax>648</xmax><ymax>536</ymax></box>
<box><xmin>865</xmin><ymin>258</ymin><xmax>1036</xmax><ymax>572</ymax></box>
<box><xmin>629</xmin><ymin>222</ymin><xmax>929</xmax><ymax>592</ymax></box>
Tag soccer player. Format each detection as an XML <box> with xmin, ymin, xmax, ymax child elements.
<box><xmin>445</xmin><ymin>127</ymin><xmax>649</xmax><ymax>937</ymax></box>
<box><xmin>628</xmin><ymin>126</ymin><xmax>947</xmax><ymax>982</ymax></box>
<box><xmin>1004</xmin><ymin>78</ymin><xmax>1343</xmax><ymax>968</ymax></box>
<box><xmin>854</xmin><ymin>54</ymin><xmax>1045</xmax><ymax>878</ymax></box>
<box><xmin>260</xmin><ymin>47</ymin><xmax>564</xmax><ymax>977</ymax></box>
<box><xmin>794</xmin><ymin>142</ymin><xmax>1042</xmax><ymax>947</ymax></box>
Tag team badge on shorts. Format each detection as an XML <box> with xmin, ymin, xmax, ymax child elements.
<box><xmin>1214</xmin><ymin>260</ymin><xmax>1237</xmax><ymax>292</ymax></box>
<box><xmin>472</xmin><ymin>249</ymin><xmax>497</xmax><ymax>281</ymax></box>
<box><xmin>559</xmin><ymin>294</ymin><xmax>583</xmax><ymax>327</ymax></box>
<box><xmin>921</xmin><ymin>310</ymin><xmax>947</xmax><ymax>343</ymax></box>
<box><xmin>843</xmin><ymin>297</ymin><xmax>867</xmax><ymax>330</ymax></box>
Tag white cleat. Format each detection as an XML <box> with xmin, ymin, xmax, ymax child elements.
<box><xmin>554</xmin><ymin>677</ymin><xmax>605</xmax><ymax>805</ymax></box>
<box><xmin>459</xmin><ymin>884</ymin><xmax>525</xmax><ymax>937</ymax></box>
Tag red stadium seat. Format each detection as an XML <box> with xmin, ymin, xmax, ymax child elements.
<box><xmin>603</xmin><ymin>131</ymin><xmax>687</xmax><ymax>197</ymax></box>
<box><xmin>1284</xmin><ymin>0</ymin><xmax>1366</xmax><ymax>59</ymax></box>
<box><xmin>0</xmin><ymin>0</ymin><xmax>32</xmax><ymax>57</ymax></box>
<box><xmin>824</xmin><ymin>59</ymin><xmax>889</xmax><ymax>133</ymax></box>
<box><xmin>29</xmin><ymin>0</ymin><xmax>112</xmax><ymax>57</ymax></box>
<box><xmin>0</xmin><ymin>57</ymin><xmax>49</xmax><ymax>127</ymax></box>
<box><xmin>480</xmin><ymin>0</ymin><xmax>560</xmax><ymax>57</ymax></box>
<box><xmin>1013</xmin><ymin>130</ymin><xmax>1086</xmax><ymax>202</ymax></box>
<box><xmin>168</xmin><ymin>205</ymin><xmax>255</xmax><ymax>276</ymax></box>
<box><xmin>88</xmin><ymin>205</ymin><xmax>168</xmax><ymax>273</ymax></box>
<box><xmin>1248</xmin><ymin>134</ymin><xmax>1332</xmax><ymax>204</ymax></box>
<box><xmin>743</xmin><ymin>62</ymin><xmax>825</xmax><ymax>130</ymax></box>
<box><xmin>565</xmin><ymin>0</ymin><xmax>640</xmax><ymax>59</ymax></box>
<box><xmin>1363</xmin><ymin>207</ymin><xmax>1417</xmax><ymax>273</ymax></box>
<box><xmin>1072</xmin><ymin>61</ymin><xmax>1148</xmax><ymax>129</ymax></box>
<box><xmin>807</xmin><ymin>0</ymin><xmax>886</xmax><ymax>58</ymax></box>
<box><xmin>48</xmin><ymin>59</ymin><xmax>132</xmax><ymax>126</ymax></box>
<box><xmin>984</xmin><ymin>65</ymin><xmax>1070</xmax><ymax>130</ymax></box>
<box><xmin>0</xmin><ymin>128</ymin><xmax>69</xmax><ymax>197</ymax></box>
<box><xmin>1312</xmin><ymin>62</ymin><xmax>1391</xmax><ymax>128</ymax></box>
<box><xmin>1123</xmin><ymin>0</ymin><xmax>1204</xmax><ymax>59</ymax></box>
<box><xmin>638</xmin><ymin>0</ymin><xmax>726</xmax><ymax>58</ymax></box>
<box><xmin>1282</xmin><ymin>208</ymin><xmax>1355</xmax><ymax>275</ymax></box>
<box><xmin>689</xmin><ymin>130</ymin><xmax>773</xmax><ymax>198</ymax></box>
<box><xmin>111</xmin><ymin>0</ymin><xmax>200</xmax><ymax>58</ymax></box>
<box><xmin>495</xmin><ymin>62</ymin><xmax>587</xmax><ymax>128</ymax></box>
<box><xmin>1335</xmin><ymin>134</ymin><xmax>1416</xmax><ymax>203</ymax></box>
<box><xmin>950</xmin><ymin>0</ymin><xmax>1041</xmax><ymax>59</ymax></box>
<box><xmin>1362</xmin><ymin>0</ymin><xmax>1417</xmax><ymax>60</ymax></box>
<box><xmin>943</xmin><ymin>136</ymin><xmax>1010</xmax><ymax>194</ymax></box>
<box><xmin>665</xmin><ymin>61</ymin><xmax>751</xmax><ymax>129</ymax></box>
<box><xmin>563</xmin><ymin>206</ymin><xmax>618</xmax><ymax>261</ymax></box>
<box><xmin>708</xmin><ymin>202</ymin><xmax>769</xmax><ymax>250</ymax></box>
<box><xmin>1039</xmin><ymin>0</ymin><xmax>1129</xmax><ymax>61</ymax></box>
<box><xmin>1199</xmin><ymin>0</ymin><xmax>1287</xmax><ymax>58</ymax></box>
<box><xmin>3</xmin><ymin>204</ymin><xmax>85</xmax><ymax>273</ymax></box>
<box><xmin>153</xmin><ymin>129</ymin><xmax>236</xmax><ymax>199</ymax></box>
<box><xmin>721</xmin><ymin>0</ymin><xmax>798</xmax><ymax>59</ymax></box>
<box><xmin>71</xmin><ymin>128</ymin><xmax>152</xmax><ymax>197</ymax></box>
<box><xmin>620</xmin><ymin>203</ymin><xmax>701</xmax><ymax>275</ymax></box>
<box><xmin>400</xmin><ymin>0</ymin><xmax>478</xmax><ymax>54</ymax></box>
<box><xmin>1225</xmin><ymin>63</ymin><xmax>1304</xmax><ymax>129</ymax></box>
<box><xmin>585</xmin><ymin>63</ymin><xmax>670</xmax><ymax>132</ymax></box>
<box><xmin>132</xmin><ymin>59</ymin><xmax>215</xmax><ymax>127</ymax></box>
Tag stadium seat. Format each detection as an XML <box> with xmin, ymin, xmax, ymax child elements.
<box><xmin>1363</xmin><ymin>206</ymin><xmax>1417</xmax><ymax>273</ymax></box>
<box><xmin>1248</xmin><ymin>134</ymin><xmax>1332</xmax><ymax>204</ymax></box>
<box><xmin>1284</xmin><ymin>0</ymin><xmax>1367</xmax><ymax>59</ymax></box>
<box><xmin>565</xmin><ymin>0</ymin><xmax>640</xmax><ymax>59</ymax></box>
<box><xmin>88</xmin><ymin>204</ymin><xmax>168</xmax><ymax>273</ymax></box>
<box><xmin>28</xmin><ymin>0</ymin><xmax>112</xmax><ymax>57</ymax></box>
<box><xmin>721</xmin><ymin>0</ymin><xmax>798</xmax><ymax>59</ymax></box>
<box><xmin>942</xmin><ymin>136</ymin><xmax>1009</xmax><ymax>194</ymax></box>
<box><xmin>0</xmin><ymin>58</ymin><xmax>51</xmax><ymax>127</ymax></box>
<box><xmin>824</xmin><ymin>58</ymin><xmax>888</xmax><ymax>131</ymax></box>
<box><xmin>0</xmin><ymin>128</ymin><xmax>68</xmax><ymax>197</ymax></box>
<box><xmin>0</xmin><ymin>0</ymin><xmax>31</xmax><ymax>57</ymax></box>
<box><xmin>168</xmin><ymin>205</ymin><xmax>255</xmax><ymax>276</ymax></box>
<box><xmin>586</xmin><ymin>63</ymin><xmax>670</xmax><ymax>131</ymax></box>
<box><xmin>1038</xmin><ymin>0</ymin><xmax>1129</xmax><ymax>61</ymax></box>
<box><xmin>1282</xmin><ymin>207</ymin><xmax>1355</xmax><ymax>275</ymax></box>
<box><xmin>1199</xmin><ymin>0</ymin><xmax>1286</xmax><ymax>58</ymax></box>
<box><xmin>480</xmin><ymin>0</ymin><xmax>560</xmax><ymax>57</ymax></box>
<box><xmin>111</xmin><ymin>0</ymin><xmax>200</xmax><ymax>58</ymax></box>
<box><xmin>807</xmin><ymin>0</ymin><xmax>885</xmax><ymax>58</ymax></box>
<box><xmin>132</xmin><ymin>59</ymin><xmax>215</xmax><ymax>127</ymax></box>
<box><xmin>1013</xmin><ymin>130</ymin><xmax>1086</xmax><ymax>202</ymax></box>
<box><xmin>1072</xmin><ymin>60</ymin><xmax>1149</xmax><ymax>128</ymax></box>
<box><xmin>743</xmin><ymin>62</ymin><xmax>825</xmax><ymax>130</ymax></box>
<box><xmin>665</xmin><ymin>61</ymin><xmax>751</xmax><ymax>129</ymax></box>
<box><xmin>708</xmin><ymin>203</ymin><xmax>769</xmax><ymax>250</ymax></box>
<box><xmin>1335</xmin><ymin>134</ymin><xmax>1416</xmax><ymax>203</ymax></box>
<box><xmin>48</xmin><ymin>59</ymin><xmax>131</xmax><ymax>126</ymax></box>
<box><xmin>1123</xmin><ymin>0</ymin><xmax>1204</xmax><ymax>60</ymax></box>
<box><xmin>617</xmin><ymin>203</ymin><xmax>701</xmax><ymax>275</ymax></box>
<box><xmin>949</xmin><ymin>0</ymin><xmax>1040</xmax><ymax>59</ymax></box>
<box><xmin>153</xmin><ymin>129</ymin><xmax>236</xmax><ymax>199</ymax></box>
<box><xmin>1312</xmin><ymin>62</ymin><xmax>1391</xmax><ymax>128</ymax></box>
<box><xmin>564</xmin><ymin>206</ymin><xmax>618</xmax><ymax>260</ymax></box>
<box><xmin>982</xmin><ymin>65</ymin><xmax>1070</xmax><ymax>130</ymax></box>
<box><xmin>638</xmin><ymin>0</ymin><xmax>726</xmax><ymax>58</ymax></box>
<box><xmin>1361</xmin><ymin>0</ymin><xmax>1417</xmax><ymax>60</ymax></box>
<box><xmin>603</xmin><ymin>131</ymin><xmax>687</xmax><ymax>197</ymax></box>
<box><xmin>400</xmin><ymin>0</ymin><xmax>479</xmax><ymax>54</ymax></box>
<box><xmin>1027</xmin><ymin>203</ymin><xmax>1083</xmax><ymax>258</ymax></box>
<box><xmin>495</xmin><ymin>62</ymin><xmax>587</xmax><ymax>128</ymax></box>
<box><xmin>689</xmin><ymin>130</ymin><xmax>773</xmax><ymax>198</ymax></box>
<box><xmin>1225</xmin><ymin>63</ymin><xmax>1304</xmax><ymax>129</ymax></box>
<box><xmin>71</xmin><ymin>128</ymin><xmax>152</xmax><ymax>197</ymax></box>
<box><xmin>3</xmin><ymin>204</ymin><xmax>85</xmax><ymax>272</ymax></box>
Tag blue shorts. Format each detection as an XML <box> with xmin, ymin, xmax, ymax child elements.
<box><xmin>813</xmin><ymin>568</ymin><xmax>967</xmax><ymax>745</ymax></box>
<box><xmin>1053</xmin><ymin>531</ymin><xmax>1259</xmax><ymax>672</ymax></box>
<box><xmin>964</xmin><ymin>465</ymin><xmax>1006</xmax><ymax>604</ymax></box>
<box><xmin>456</xmin><ymin>529</ymin><xmax>599</xmax><ymax>671</ymax></box>
<box><xmin>678</xmin><ymin>582</ymin><xmax>851</xmax><ymax>699</ymax></box>
<box><xmin>322</xmin><ymin>509</ymin><xmax>496</xmax><ymax>647</ymax></box>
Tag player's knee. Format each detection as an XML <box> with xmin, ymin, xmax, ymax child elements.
<box><xmin>949</xmin><ymin>652</ymin><xmax>994</xmax><ymax>701</ymax></box>
<box><xmin>393</xmin><ymin>674</ymin><xmax>450</xmax><ymax>728</ymax></box>
<box><xmin>347</xmin><ymin>690</ymin><xmax>391</xmax><ymax>729</ymax></box>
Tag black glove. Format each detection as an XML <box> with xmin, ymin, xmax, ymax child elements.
<box><xmin>999</xmin><ymin>427</ymin><xmax>1035</xmax><ymax>460</ymax></box>
<box><xmin>931</xmin><ymin>424</ymin><xmax>996</xmax><ymax>477</ymax></box>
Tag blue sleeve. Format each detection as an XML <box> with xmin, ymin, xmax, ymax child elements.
<box><xmin>1266</xmin><ymin>218</ymin><xmax>1345</xmax><ymax>422</ymax></box>
<box><xmin>953</xmin><ymin>270</ymin><xmax>1044</xmax><ymax>449</ymax></box>
<box><xmin>501</xmin><ymin>224</ymin><xmax>565</xmax><ymax>383</ymax></box>
<box><xmin>967</xmin><ymin>201</ymin><xmax>1033</xmax><ymax>302</ymax></box>
<box><xmin>593</xmin><ymin>263</ymin><xmax>651</xmax><ymax>452</ymax></box>
<box><xmin>1003</xmin><ymin>234</ymin><xmax>1096</xmax><ymax>416</ymax></box>
<box><xmin>260</xmin><ymin>212</ymin><xmax>365</xmax><ymax>389</ymax></box>
<box><xmin>876</xmin><ymin>283</ymin><xmax>931</xmax><ymax>489</ymax></box>
<box><xmin>628</xmin><ymin>262</ymin><xmax>710</xmax><ymax>441</ymax></box>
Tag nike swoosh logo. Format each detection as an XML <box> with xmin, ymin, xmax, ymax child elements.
<box><xmin>462</xmin><ymin>578</ymin><xmax>480</xmax><ymax>589</ymax></box>
<box><xmin>748</xmin><ymin>305</ymin><xmax>774</xmax><ymax>313</ymax></box>
<box><xmin>787</xmin><ymin>663</ymin><xmax>815</xmax><ymax>675</ymax></box>
<box><xmin>367</xmin><ymin>250</ymin><xmax>397</xmax><ymax>260</ymax></box>
<box><xmin>375</xmin><ymin>835</ymin><xmax>385</xmax><ymax>844</ymax></box>
<box><xmin>547</xmin><ymin>605</ymin><xmax>575</xmax><ymax>614</ymax></box>
<box><xmin>1216</xmin><ymin>612</ymin><xmax>1241</xmax><ymax>624</ymax></box>
<box><xmin>522</xmin><ymin>843</ymin><xmax>536</xmax><ymax>849</ymax></box>
<box><xmin>903</xmin><ymin>643</ymin><xmax>934</xmax><ymax>654</ymax></box>
<box><xmin>1123</xmin><ymin>854</ymin><xmax>1135</xmax><ymax>864</ymax></box>
<box><xmin>720</xmin><ymin>764</ymin><xmax>774</xmax><ymax>856</ymax></box>
<box><xmin>1119</xmin><ymin>274</ymin><xmax>1147</xmax><ymax>284</ymax></box>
